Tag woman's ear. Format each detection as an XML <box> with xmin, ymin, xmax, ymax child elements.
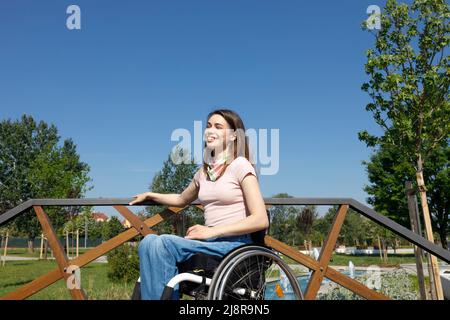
<box><xmin>229</xmin><ymin>132</ymin><xmax>237</xmax><ymax>141</ymax></box>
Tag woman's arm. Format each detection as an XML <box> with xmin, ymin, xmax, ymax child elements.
<box><xmin>129</xmin><ymin>180</ymin><xmax>199</xmax><ymax>207</ymax></box>
<box><xmin>185</xmin><ymin>174</ymin><xmax>269</xmax><ymax>240</ymax></box>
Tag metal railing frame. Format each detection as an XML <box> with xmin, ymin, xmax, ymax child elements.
<box><xmin>0</xmin><ymin>197</ymin><xmax>448</xmax><ymax>300</ymax></box>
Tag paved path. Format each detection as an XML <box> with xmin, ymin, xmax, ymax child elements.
<box><xmin>1</xmin><ymin>256</ymin><xmax>39</xmax><ymax>261</ymax></box>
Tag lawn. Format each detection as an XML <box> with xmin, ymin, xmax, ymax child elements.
<box><xmin>328</xmin><ymin>253</ymin><xmax>418</xmax><ymax>267</ymax></box>
<box><xmin>0</xmin><ymin>259</ymin><xmax>135</xmax><ymax>300</ymax></box>
<box><xmin>3</xmin><ymin>247</ymin><xmax>93</xmax><ymax>258</ymax></box>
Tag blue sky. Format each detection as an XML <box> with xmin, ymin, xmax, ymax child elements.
<box><xmin>0</xmin><ymin>0</ymin><xmax>390</xmax><ymax>217</ymax></box>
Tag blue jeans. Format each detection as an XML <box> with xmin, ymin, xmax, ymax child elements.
<box><xmin>138</xmin><ymin>233</ymin><xmax>253</xmax><ymax>300</ymax></box>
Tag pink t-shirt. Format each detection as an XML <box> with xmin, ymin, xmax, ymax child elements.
<box><xmin>193</xmin><ymin>156</ymin><xmax>257</xmax><ymax>227</ymax></box>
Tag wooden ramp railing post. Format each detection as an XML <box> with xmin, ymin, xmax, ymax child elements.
<box><xmin>33</xmin><ymin>206</ymin><xmax>86</xmax><ymax>300</ymax></box>
<box><xmin>304</xmin><ymin>204</ymin><xmax>348</xmax><ymax>300</ymax></box>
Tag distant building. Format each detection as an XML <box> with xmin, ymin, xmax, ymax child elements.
<box><xmin>122</xmin><ymin>219</ymin><xmax>132</xmax><ymax>229</ymax></box>
<box><xmin>92</xmin><ymin>212</ymin><xmax>109</xmax><ymax>223</ymax></box>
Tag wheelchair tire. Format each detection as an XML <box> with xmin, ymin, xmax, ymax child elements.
<box><xmin>207</xmin><ymin>245</ymin><xmax>303</xmax><ymax>300</ymax></box>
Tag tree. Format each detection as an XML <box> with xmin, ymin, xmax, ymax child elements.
<box><xmin>103</xmin><ymin>216</ymin><xmax>124</xmax><ymax>240</ymax></box>
<box><xmin>297</xmin><ymin>206</ymin><xmax>318</xmax><ymax>235</ymax></box>
<box><xmin>147</xmin><ymin>147</ymin><xmax>202</xmax><ymax>236</ymax></box>
<box><xmin>267</xmin><ymin>194</ymin><xmax>320</xmax><ymax>247</ymax></box>
<box><xmin>359</xmin><ymin>0</ymin><xmax>449</xmax><ymax>298</ymax></box>
<box><xmin>314</xmin><ymin>206</ymin><xmax>372</xmax><ymax>247</ymax></box>
<box><xmin>89</xmin><ymin>221</ymin><xmax>105</xmax><ymax>241</ymax></box>
<box><xmin>0</xmin><ymin>115</ymin><xmax>91</xmax><ymax>252</ymax></box>
<box><xmin>268</xmin><ymin>193</ymin><xmax>299</xmax><ymax>246</ymax></box>
<box><xmin>296</xmin><ymin>205</ymin><xmax>319</xmax><ymax>247</ymax></box>
<box><xmin>74</xmin><ymin>207</ymin><xmax>96</xmax><ymax>248</ymax></box>
<box><xmin>426</xmin><ymin>145</ymin><xmax>450</xmax><ymax>249</ymax></box>
<box><xmin>364</xmin><ymin>143</ymin><xmax>449</xmax><ymax>248</ymax></box>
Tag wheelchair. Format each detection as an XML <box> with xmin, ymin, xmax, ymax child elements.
<box><xmin>131</xmin><ymin>230</ymin><xmax>303</xmax><ymax>300</ymax></box>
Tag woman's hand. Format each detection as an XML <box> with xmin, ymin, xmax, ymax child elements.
<box><xmin>185</xmin><ymin>224</ymin><xmax>218</xmax><ymax>240</ymax></box>
<box><xmin>129</xmin><ymin>192</ymin><xmax>151</xmax><ymax>206</ymax></box>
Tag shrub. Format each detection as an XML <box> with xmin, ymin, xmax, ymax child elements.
<box><xmin>107</xmin><ymin>244</ymin><xmax>140</xmax><ymax>283</ymax></box>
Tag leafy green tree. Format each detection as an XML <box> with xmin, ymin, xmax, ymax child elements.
<box><xmin>359</xmin><ymin>0</ymin><xmax>449</xmax><ymax>288</ymax></box>
<box><xmin>364</xmin><ymin>143</ymin><xmax>449</xmax><ymax>248</ymax></box>
<box><xmin>360</xmin><ymin>0</ymin><xmax>449</xmax><ymax>165</ymax></box>
<box><xmin>314</xmin><ymin>206</ymin><xmax>373</xmax><ymax>247</ymax></box>
<box><xmin>269</xmin><ymin>193</ymin><xmax>293</xmax><ymax>243</ymax></box>
<box><xmin>73</xmin><ymin>207</ymin><xmax>95</xmax><ymax>235</ymax></box>
<box><xmin>294</xmin><ymin>205</ymin><xmax>320</xmax><ymax>247</ymax></box>
<box><xmin>0</xmin><ymin>115</ymin><xmax>91</xmax><ymax>252</ymax></box>
<box><xmin>297</xmin><ymin>206</ymin><xmax>318</xmax><ymax>237</ymax></box>
<box><xmin>146</xmin><ymin>147</ymin><xmax>202</xmax><ymax>236</ymax></box>
<box><xmin>268</xmin><ymin>194</ymin><xmax>323</xmax><ymax>247</ymax></box>
<box><xmin>89</xmin><ymin>221</ymin><xmax>105</xmax><ymax>241</ymax></box>
<box><xmin>103</xmin><ymin>216</ymin><xmax>124</xmax><ymax>240</ymax></box>
<box><xmin>426</xmin><ymin>145</ymin><xmax>450</xmax><ymax>248</ymax></box>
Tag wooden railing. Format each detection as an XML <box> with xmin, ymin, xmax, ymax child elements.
<box><xmin>0</xmin><ymin>198</ymin><xmax>449</xmax><ymax>300</ymax></box>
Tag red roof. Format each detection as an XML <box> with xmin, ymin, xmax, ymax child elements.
<box><xmin>93</xmin><ymin>212</ymin><xmax>108</xmax><ymax>222</ymax></box>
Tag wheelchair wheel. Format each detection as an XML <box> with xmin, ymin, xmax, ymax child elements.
<box><xmin>207</xmin><ymin>245</ymin><xmax>303</xmax><ymax>300</ymax></box>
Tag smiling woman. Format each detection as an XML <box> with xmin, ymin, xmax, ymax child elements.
<box><xmin>129</xmin><ymin>109</ymin><xmax>269</xmax><ymax>300</ymax></box>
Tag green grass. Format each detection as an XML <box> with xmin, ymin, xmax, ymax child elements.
<box><xmin>3</xmin><ymin>247</ymin><xmax>93</xmax><ymax>258</ymax></box>
<box><xmin>0</xmin><ymin>260</ymin><xmax>135</xmax><ymax>300</ymax></box>
<box><xmin>409</xmin><ymin>274</ymin><xmax>430</xmax><ymax>294</ymax></box>
<box><xmin>3</xmin><ymin>248</ymin><xmax>41</xmax><ymax>258</ymax></box>
<box><xmin>328</xmin><ymin>253</ymin><xmax>418</xmax><ymax>267</ymax></box>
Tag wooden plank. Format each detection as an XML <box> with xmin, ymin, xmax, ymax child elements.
<box><xmin>1</xmin><ymin>206</ymin><xmax>187</xmax><ymax>300</ymax></box>
<box><xmin>304</xmin><ymin>205</ymin><xmax>348</xmax><ymax>300</ymax></box>
<box><xmin>33</xmin><ymin>206</ymin><xmax>86</xmax><ymax>300</ymax></box>
<box><xmin>2</xmin><ymin>230</ymin><xmax>8</xmax><ymax>267</ymax></box>
<box><xmin>144</xmin><ymin>206</ymin><xmax>182</xmax><ymax>226</ymax></box>
<box><xmin>113</xmin><ymin>205</ymin><xmax>153</xmax><ymax>236</ymax></box>
<box><xmin>264</xmin><ymin>235</ymin><xmax>319</xmax><ymax>270</ymax></box>
<box><xmin>416</xmin><ymin>170</ymin><xmax>444</xmax><ymax>299</ymax></box>
<box><xmin>34</xmin><ymin>206</ymin><xmax>68</xmax><ymax>271</ymax></box>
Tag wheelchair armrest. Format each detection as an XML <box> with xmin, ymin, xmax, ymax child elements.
<box><xmin>160</xmin><ymin>273</ymin><xmax>212</xmax><ymax>300</ymax></box>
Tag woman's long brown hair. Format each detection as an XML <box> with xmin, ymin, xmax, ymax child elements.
<box><xmin>202</xmin><ymin>109</ymin><xmax>254</xmax><ymax>180</ymax></box>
